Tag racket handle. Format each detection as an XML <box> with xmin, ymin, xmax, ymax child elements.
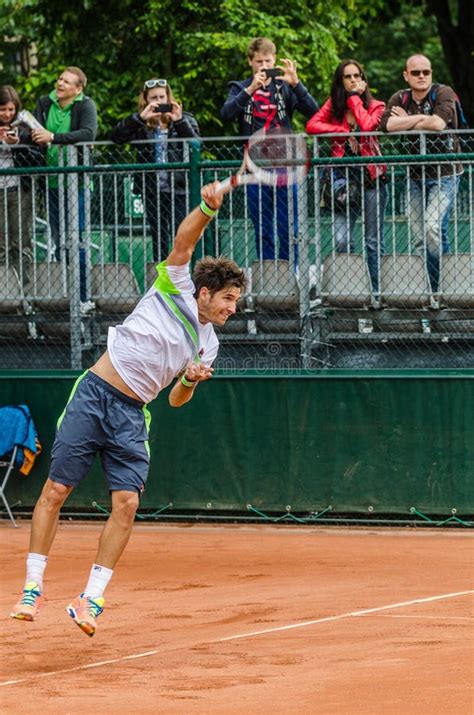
<box><xmin>215</xmin><ymin>175</ymin><xmax>238</xmax><ymax>195</ymax></box>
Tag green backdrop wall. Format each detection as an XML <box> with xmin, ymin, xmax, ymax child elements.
<box><xmin>1</xmin><ymin>371</ymin><xmax>473</xmax><ymax>516</ymax></box>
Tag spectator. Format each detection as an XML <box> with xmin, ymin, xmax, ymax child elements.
<box><xmin>0</xmin><ymin>85</ymin><xmax>40</xmax><ymax>289</ymax></box>
<box><xmin>111</xmin><ymin>78</ymin><xmax>200</xmax><ymax>262</ymax></box>
<box><xmin>379</xmin><ymin>54</ymin><xmax>463</xmax><ymax>294</ymax></box>
<box><xmin>306</xmin><ymin>60</ymin><xmax>387</xmax><ymax>295</ymax></box>
<box><xmin>221</xmin><ymin>37</ymin><xmax>318</xmax><ymax>262</ymax></box>
<box><xmin>32</xmin><ymin>66</ymin><xmax>97</xmax><ymax>308</ymax></box>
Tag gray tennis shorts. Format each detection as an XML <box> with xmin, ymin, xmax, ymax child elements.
<box><xmin>50</xmin><ymin>371</ymin><xmax>151</xmax><ymax>494</ymax></box>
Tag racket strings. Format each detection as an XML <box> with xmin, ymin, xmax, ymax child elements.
<box><xmin>246</xmin><ymin>133</ymin><xmax>308</xmax><ymax>187</ymax></box>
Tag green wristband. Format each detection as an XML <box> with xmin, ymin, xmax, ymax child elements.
<box><xmin>199</xmin><ymin>200</ymin><xmax>218</xmax><ymax>218</ymax></box>
<box><xmin>181</xmin><ymin>375</ymin><xmax>197</xmax><ymax>388</ymax></box>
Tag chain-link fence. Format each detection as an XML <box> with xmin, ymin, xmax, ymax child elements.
<box><xmin>0</xmin><ymin>131</ymin><xmax>472</xmax><ymax>371</ymax></box>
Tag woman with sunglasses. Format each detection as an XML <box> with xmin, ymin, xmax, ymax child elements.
<box><xmin>306</xmin><ymin>60</ymin><xmax>387</xmax><ymax>295</ymax></box>
<box><xmin>111</xmin><ymin>78</ymin><xmax>200</xmax><ymax>262</ymax></box>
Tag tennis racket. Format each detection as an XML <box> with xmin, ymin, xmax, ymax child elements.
<box><xmin>216</xmin><ymin>129</ymin><xmax>310</xmax><ymax>194</ymax></box>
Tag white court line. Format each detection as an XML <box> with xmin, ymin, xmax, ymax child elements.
<box><xmin>219</xmin><ymin>589</ymin><xmax>474</xmax><ymax>641</ymax></box>
<box><xmin>362</xmin><ymin>614</ymin><xmax>474</xmax><ymax>621</ymax></box>
<box><xmin>1</xmin><ymin>650</ymin><xmax>160</xmax><ymax>687</ymax></box>
<box><xmin>1</xmin><ymin>589</ymin><xmax>473</xmax><ymax>687</ymax></box>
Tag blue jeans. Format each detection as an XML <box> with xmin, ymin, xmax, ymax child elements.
<box><xmin>48</xmin><ymin>187</ymin><xmax>88</xmax><ymax>301</ymax></box>
<box><xmin>333</xmin><ymin>182</ymin><xmax>387</xmax><ymax>293</ymax></box>
<box><xmin>247</xmin><ymin>184</ymin><xmax>298</xmax><ymax>262</ymax></box>
<box><xmin>408</xmin><ymin>175</ymin><xmax>461</xmax><ymax>292</ymax></box>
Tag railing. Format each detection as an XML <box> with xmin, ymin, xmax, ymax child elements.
<box><xmin>0</xmin><ymin>131</ymin><xmax>472</xmax><ymax>371</ymax></box>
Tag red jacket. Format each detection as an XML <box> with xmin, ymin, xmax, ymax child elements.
<box><xmin>306</xmin><ymin>95</ymin><xmax>386</xmax><ymax>180</ymax></box>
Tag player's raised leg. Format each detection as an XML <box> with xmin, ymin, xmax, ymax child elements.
<box><xmin>66</xmin><ymin>489</ymin><xmax>139</xmax><ymax>637</ymax></box>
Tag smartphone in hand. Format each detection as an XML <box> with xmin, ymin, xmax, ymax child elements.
<box><xmin>264</xmin><ymin>68</ymin><xmax>281</xmax><ymax>79</ymax></box>
<box><xmin>153</xmin><ymin>104</ymin><xmax>173</xmax><ymax>113</ymax></box>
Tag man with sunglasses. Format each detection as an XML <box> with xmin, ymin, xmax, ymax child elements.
<box><xmin>380</xmin><ymin>54</ymin><xmax>463</xmax><ymax>294</ymax></box>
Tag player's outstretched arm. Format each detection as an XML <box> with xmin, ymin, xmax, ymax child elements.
<box><xmin>166</xmin><ymin>182</ymin><xmax>224</xmax><ymax>266</ymax></box>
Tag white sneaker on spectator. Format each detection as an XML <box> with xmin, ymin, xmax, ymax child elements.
<box><xmin>80</xmin><ymin>300</ymin><xmax>95</xmax><ymax>315</ymax></box>
<box><xmin>27</xmin><ymin>321</ymin><xmax>38</xmax><ymax>340</ymax></box>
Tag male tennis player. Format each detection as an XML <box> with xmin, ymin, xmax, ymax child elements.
<box><xmin>11</xmin><ymin>182</ymin><xmax>245</xmax><ymax>637</ymax></box>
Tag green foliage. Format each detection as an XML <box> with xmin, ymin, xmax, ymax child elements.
<box><xmin>0</xmin><ymin>0</ymin><xmax>384</xmax><ymax>136</ymax></box>
<box><xmin>349</xmin><ymin>0</ymin><xmax>452</xmax><ymax>101</ymax></box>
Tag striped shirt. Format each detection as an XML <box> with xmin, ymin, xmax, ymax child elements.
<box><xmin>108</xmin><ymin>262</ymin><xmax>219</xmax><ymax>403</ymax></box>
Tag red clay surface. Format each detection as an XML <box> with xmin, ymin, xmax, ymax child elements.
<box><xmin>0</xmin><ymin>522</ymin><xmax>473</xmax><ymax>714</ymax></box>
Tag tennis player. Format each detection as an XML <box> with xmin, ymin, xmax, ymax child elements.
<box><xmin>11</xmin><ymin>182</ymin><xmax>245</xmax><ymax>637</ymax></box>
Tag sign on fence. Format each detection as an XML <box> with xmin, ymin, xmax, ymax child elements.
<box><xmin>123</xmin><ymin>177</ymin><xmax>144</xmax><ymax>218</ymax></box>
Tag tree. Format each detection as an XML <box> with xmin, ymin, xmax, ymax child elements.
<box><xmin>353</xmin><ymin>0</ymin><xmax>473</xmax><ymax>124</ymax></box>
<box><xmin>426</xmin><ymin>0</ymin><xmax>474</xmax><ymax>123</ymax></box>
<box><xmin>351</xmin><ymin>1</ymin><xmax>452</xmax><ymax>101</ymax></box>
<box><xmin>0</xmin><ymin>0</ymin><xmax>383</xmax><ymax>136</ymax></box>
<box><xmin>3</xmin><ymin>0</ymin><xmax>471</xmax><ymax>130</ymax></box>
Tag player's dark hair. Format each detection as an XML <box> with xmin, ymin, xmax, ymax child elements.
<box><xmin>330</xmin><ymin>59</ymin><xmax>371</xmax><ymax>122</ymax></box>
<box><xmin>192</xmin><ymin>256</ymin><xmax>246</xmax><ymax>298</ymax></box>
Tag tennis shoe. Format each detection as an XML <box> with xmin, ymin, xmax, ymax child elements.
<box><xmin>10</xmin><ymin>581</ymin><xmax>43</xmax><ymax>621</ymax></box>
<box><xmin>66</xmin><ymin>593</ymin><xmax>105</xmax><ymax>637</ymax></box>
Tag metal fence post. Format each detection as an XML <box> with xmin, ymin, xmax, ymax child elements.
<box><xmin>67</xmin><ymin>146</ymin><xmax>82</xmax><ymax>369</ymax></box>
<box><xmin>82</xmin><ymin>144</ymin><xmax>92</xmax><ymax>301</ymax></box>
<box><xmin>189</xmin><ymin>140</ymin><xmax>202</xmax><ymax>209</ymax></box>
<box><xmin>298</xmin><ymin>171</ymin><xmax>311</xmax><ymax>369</ymax></box>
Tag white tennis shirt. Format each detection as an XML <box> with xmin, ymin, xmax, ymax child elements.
<box><xmin>108</xmin><ymin>262</ymin><xmax>219</xmax><ymax>403</ymax></box>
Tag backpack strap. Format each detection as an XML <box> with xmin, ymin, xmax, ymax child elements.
<box><xmin>274</xmin><ymin>82</ymin><xmax>288</xmax><ymax>125</ymax></box>
<box><xmin>243</xmin><ymin>96</ymin><xmax>253</xmax><ymax>127</ymax></box>
<box><xmin>400</xmin><ymin>89</ymin><xmax>411</xmax><ymax>107</ymax></box>
<box><xmin>428</xmin><ymin>83</ymin><xmax>441</xmax><ymax>105</ymax></box>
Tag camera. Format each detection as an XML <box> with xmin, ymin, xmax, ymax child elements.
<box><xmin>264</xmin><ymin>68</ymin><xmax>281</xmax><ymax>79</ymax></box>
<box><xmin>153</xmin><ymin>103</ymin><xmax>172</xmax><ymax>113</ymax></box>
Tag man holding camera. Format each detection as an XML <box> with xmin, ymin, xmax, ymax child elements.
<box><xmin>221</xmin><ymin>37</ymin><xmax>318</xmax><ymax>262</ymax></box>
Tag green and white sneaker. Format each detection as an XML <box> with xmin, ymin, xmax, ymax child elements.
<box><xmin>66</xmin><ymin>593</ymin><xmax>105</xmax><ymax>637</ymax></box>
<box><xmin>10</xmin><ymin>581</ymin><xmax>43</xmax><ymax>621</ymax></box>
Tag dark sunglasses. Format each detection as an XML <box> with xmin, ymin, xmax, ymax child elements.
<box><xmin>343</xmin><ymin>72</ymin><xmax>362</xmax><ymax>80</ymax></box>
<box><xmin>408</xmin><ymin>69</ymin><xmax>432</xmax><ymax>77</ymax></box>
<box><xmin>143</xmin><ymin>78</ymin><xmax>167</xmax><ymax>90</ymax></box>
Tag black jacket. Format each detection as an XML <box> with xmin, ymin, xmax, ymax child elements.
<box><xmin>33</xmin><ymin>94</ymin><xmax>98</xmax><ymax>144</ymax></box>
<box><xmin>6</xmin><ymin>126</ymin><xmax>43</xmax><ymax>192</ymax></box>
<box><xmin>110</xmin><ymin>111</ymin><xmax>200</xmax><ymax>193</ymax></box>
<box><xmin>221</xmin><ymin>78</ymin><xmax>318</xmax><ymax>135</ymax></box>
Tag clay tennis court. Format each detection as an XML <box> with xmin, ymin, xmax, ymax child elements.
<box><xmin>1</xmin><ymin>522</ymin><xmax>473</xmax><ymax>714</ymax></box>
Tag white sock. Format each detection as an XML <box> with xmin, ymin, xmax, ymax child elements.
<box><xmin>83</xmin><ymin>564</ymin><xmax>114</xmax><ymax>599</ymax></box>
<box><xmin>25</xmin><ymin>553</ymin><xmax>48</xmax><ymax>590</ymax></box>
